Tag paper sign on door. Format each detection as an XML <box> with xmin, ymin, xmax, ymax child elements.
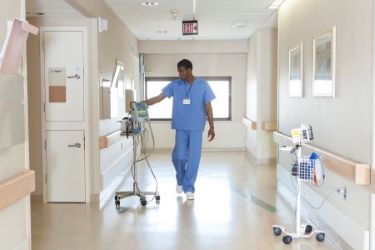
<box><xmin>49</xmin><ymin>67</ymin><xmax>66</xmax><ymax>102</ymax></box>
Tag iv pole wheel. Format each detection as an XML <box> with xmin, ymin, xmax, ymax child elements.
<box><xmin>140</xmin><ymin>195</ymin><xmax>147</xmax><ymax>206</ymax></box>
<box><xmin>316</xmin><ymin>232</ymin><xmax>325</xmax><ymax>242</ymax></box>
<box><xmin>115</xmin><ymin>195</ymin><xmax>120</xmax><ymax>209</ymax></box>
<box><xmin>140</xmin><ymin>199</ymin><xmax>147</xmax><ymax>206</ymax></box>
<box><xmin>282</xmin><ymin>235</ymin><xmax>292</xmax><ymax>244</ymax></box>
<box><xmin>272</xmin><ymin>226</ymin><xmax>282</xmax><ymax>236</ymax></box>
<box><xmin>156</xmin><ymin>194</ymin><xmax>161</xmax><ymax>202</ymax></box>
<box><xmin>305</xmin><ymin>225</ymin><xmax>313</xmax><ymax>234</ymax></box>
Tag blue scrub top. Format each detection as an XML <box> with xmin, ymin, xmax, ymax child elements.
<box><xmin>162</xmin><ymin>77</ymin><xmax>215</xmax><ymax>131</ymax></box>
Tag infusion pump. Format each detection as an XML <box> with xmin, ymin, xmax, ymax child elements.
<box><xmin>290</xmin><ymin>124</ymin><xmax>314</xmax><ymax>144</ymax></box>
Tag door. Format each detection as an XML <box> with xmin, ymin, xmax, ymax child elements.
<box><xmin>43</xmin><ymin>31</ymin><xmax>84</xmax><ymax>122</ymax></box>
<box><xmin>41</xmin><ymin>28</ymin><xmax>87</xmax><ymax>202</ymax></box>
<box><xmin>46</xmin><ymin>131</ymin><xmax>85</xmax><ymax>202</ymax></box>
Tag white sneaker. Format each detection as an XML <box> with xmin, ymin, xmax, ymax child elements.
<box><xmin>186</xmin><ymin>192</ymin><xmax>194</xmax><ymax>200</ymax></box>
<box><xmin>176</xmin><ymin>185</ymin><xmax>183</xmax><ymax>194</ymax></box>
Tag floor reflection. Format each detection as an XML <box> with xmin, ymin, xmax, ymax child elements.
<box><xmin>31</xmin><ymin>151</ymin><xmax>336</xmax><ymax>250</ymax></box>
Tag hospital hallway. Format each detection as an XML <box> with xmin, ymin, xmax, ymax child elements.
<box><xmin>30</xmin><ymin>151</ymin><xmax>336</xmax><ymax>250</ymax></box>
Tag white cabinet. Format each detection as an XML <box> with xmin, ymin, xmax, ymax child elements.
<box><xmin>46</xmin><ymin>130</ymin><xmax>86</xmax><ymax>202</ymax></box>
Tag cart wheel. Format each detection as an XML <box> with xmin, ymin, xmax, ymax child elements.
<box><xmin>140</xmin><ymin>198</ymin><xmax>147</xmax><ymax>206</ymax></box>
<box><xmin>273</xmin><ymin>226</ymin><xmax>282</xmax><ymax>236</ymax></box>
<box><xmin>305</xmin><ymin>225</ymin><xmax>313</xmax><ymax>234</ymax></box>
<box><xmin>156</xmin><ymin>195</ymin><xmax>161</xmax><ymax>201</ymax></box>
<box><xmin>282</xmin><ymin>235</ymin><xmax>292</xmax><ymax>244</ymax></box>
<box><xmin>115</xmin><ymin>200</ymin><xmax>120</xmax><ymax>209</ymax></box>
<box><xmin>316</xmin><ymin>233</ymin><xmax>325</xmax><ymax>242</ymax></box>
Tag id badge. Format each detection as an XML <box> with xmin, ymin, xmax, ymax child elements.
<box><xmin>183</xmin><ymin>98</ymin><xmax>191</xmax><ymax>105</ymax></box>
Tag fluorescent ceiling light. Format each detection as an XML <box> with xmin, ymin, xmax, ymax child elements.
<box><xmin>141</xmin><ymin>1</ymin><xmax>159</xmax><ymax>7</ymax></box>
<box><xmin>268</xmin><ymin>0</ymin><xmax>284</xmax><ymax>9</ymax></box>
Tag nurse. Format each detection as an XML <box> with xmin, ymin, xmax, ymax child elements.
<box><xmin>143</xmin><ymin>59</ymin><xmax>215</xmax><ymax>200</ymax></box>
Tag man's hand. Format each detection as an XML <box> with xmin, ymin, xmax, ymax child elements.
<box><xmin>129</xmin><ymin>100</ymin><xmax>136</xmax><ymax>110</ymax></box>
<box><xmin>205</xmin><ymin>102</ymin><xmax>215</xmax><ymax>142</ymax></box>
<box><xmin>208</xmin><ymin>127</ymin><xmax>215</xmax><ymax>142</ymax></box>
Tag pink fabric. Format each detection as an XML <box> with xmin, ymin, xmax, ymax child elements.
<box><xmin>0</xmin><ymin>18</ymin><xmax>38</xmax><ymax>74</ymax></box>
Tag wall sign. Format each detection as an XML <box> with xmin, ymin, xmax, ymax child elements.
<box><xmin>182</xmin><ymin>20</ymin><xmax>198</xmax><ymax>36</ymax></box>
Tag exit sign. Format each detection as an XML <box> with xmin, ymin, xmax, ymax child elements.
<box><xmin>182</xmin><ymin>20</ymin><xmax>198</xmax><ymax>36</ymax></box>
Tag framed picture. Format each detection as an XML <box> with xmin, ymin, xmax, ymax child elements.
<box><xmin>312</xmin><ymin>27</ymin><xmax>336</xmax><ymax>97</ymax></box>
<box><xmin>289</xmin><ymin>43</ymin><xmax>303</xmax><ymax>97</ymax></box>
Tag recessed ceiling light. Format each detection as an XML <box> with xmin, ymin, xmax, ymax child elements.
<box><xmin>231</xmin><ymin>20</ymin><xmax>247</xmax><ymax>28</ymax></box>
<box><xmin>142</xmin><ymin>1</ymin><xmax>159</xmax><ymax>7</ymax></box>
<box><xmin>268</xmin><ymin>0</ymin><xmax>285</xmax><ymax>9</ymax></box>
<box><xmin>157</xmin><ymin>30</ymin><xmax>168</xmax><ymax>34</ymax></box>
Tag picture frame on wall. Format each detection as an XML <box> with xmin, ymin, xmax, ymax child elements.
<box><xmin>289</xmin><ymin>43</ymin><xmax>303</xmax><ymax>97</ymax></box>
<box><xmin>312</xmin><ymin>26</ymin><xmax>336</xmax><ymax>97</ymax></box>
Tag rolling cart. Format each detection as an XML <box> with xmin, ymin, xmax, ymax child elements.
<box><xmin>273</xmin><ymin>125</ymin><xmax>326</xmax><ymax>244</ymax></box>
<box><xmin>115</xmin><ymin>102</ymin><xmax>160</xmax><ymax>208</ymax></box>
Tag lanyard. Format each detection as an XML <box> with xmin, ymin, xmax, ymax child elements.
<box><xmin>185</xmin><ymin>81</ymin><xmax>193</xmax><ymax>97</ymax></box>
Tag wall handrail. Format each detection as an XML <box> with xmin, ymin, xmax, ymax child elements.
<box><xmin>99</xmin><ymin>130</ymin><xmax>122</xmax><ymax>149</ymax></box>
<box><xmin>0</xmin><ymin>170</ymin><xmax>35</xmax><ymax>211</ymax></box>
<box><xmin>262</xmin><ymin>121</ymin><xmax>277</xmax><ymax>131</ymax></box>
<box><xmin>273</xmin><ymin>131</ymin><xmax>370</xmax><ymax>185</ymax></box>
<box><xmin>242</xmin><ymin>117</ymin><xmax>257</xmax><ymax>130</ymax></box>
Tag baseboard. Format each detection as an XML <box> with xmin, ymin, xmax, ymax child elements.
<box><xmin>30</xmin><ymin>194</ymin><xmax>43</xmax><ymax>202</ymax></box>
<box><xmin>99</xmin><ymin>167</ymin><xmax>132</xmax><ymax>209</ymax></box>
<box><xmin>277</xmin><ymin>164</ymin><xmax>369</xmax><ymax>250</ymax></box>
<box><xmin>90</xmin><ymin>194</ymin><xmax>100</xmax><ymax>203</ymax></box>
<box><xmin>152</xmin><ymin>147</ymin><xmax>245</xmax><ymax>153</ymax></box>
<box><xmin>203</xmin><ymin>147</ymin><xmax>245</xmax><ymax>152</ymax></box>
<box><xmin>245</xmin><ymin>149</ymin><xmax>276</xmax><ymax>165</ymax></box>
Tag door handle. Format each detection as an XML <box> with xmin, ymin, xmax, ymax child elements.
<box><xmin>67</xmin><ymin>74</ymin><xmax>81</xmax><ymax>79</ymax></box>
<box><xmin>68</xmin><ymin>143</ymin><xmax>81</xmax><ymax>148</ymax></box>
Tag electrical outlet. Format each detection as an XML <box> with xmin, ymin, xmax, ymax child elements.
<box><xmin>336</xmin><ymin>187</ymin><xmax>347</xmax><ymax>200</ymax></box>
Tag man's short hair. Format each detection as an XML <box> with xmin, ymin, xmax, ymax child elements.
<box><xmin>177</xmin><ymin>59</ymin><xmax>193</xmax><ymax>70</ymax></box>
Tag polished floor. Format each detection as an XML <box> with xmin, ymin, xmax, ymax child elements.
<box><xmin>31</xmin><ymin>152</ymin><xmax>336</xmax><ymax>250</ymax></box>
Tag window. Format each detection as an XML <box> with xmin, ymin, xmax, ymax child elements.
<box><xmin>145</xmin><ymin>77</ymin><xmax>232</xmax><ymax>121</ymax></box>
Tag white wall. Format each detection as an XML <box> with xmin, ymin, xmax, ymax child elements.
<box><xmin>245</xmin><ymin>28</ymin><xmax>278</xmax><ymax>162</ymax></box>
<box><xmin>278</xmin><ymin>0</ymin><xmax>373</xmax><ymax>248</ymax></box>
<box><xmin>0</xmin><ymin>1</ymin><xmax>32</xmax><ymax>249</ymax></box>
<box><xmin>139</xmin><ymin>40</ymin><xmax>247</xmax><ymax>150</ymax></box>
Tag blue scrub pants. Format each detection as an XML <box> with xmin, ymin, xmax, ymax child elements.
<box><xmin>172</xmin><ymin>130</ymin><xmax>203</xmax><ymax>193</ymax></box>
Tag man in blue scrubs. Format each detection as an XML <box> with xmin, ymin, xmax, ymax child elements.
<box><xmin>143</xmin><ymin>59</ymin><xmax>215</xmax><ymax>200</ymax></box>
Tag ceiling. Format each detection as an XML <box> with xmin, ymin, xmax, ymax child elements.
<box><xmin>26</xmin><ymin>0</ymin><xmax>81</xmax><ymax>18</ymax></box>
<box><xmin>105</xmin><ymin>0</ymin><xmax>277</xmax><ymax>40</ymax></box>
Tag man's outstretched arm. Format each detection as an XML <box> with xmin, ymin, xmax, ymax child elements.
<box><xmin>144</xmin><ymin>93</ymin><xmax>166</xmax><ymax>106</ymax></box>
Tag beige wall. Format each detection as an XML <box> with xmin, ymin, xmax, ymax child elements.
<box><xmin>67</xmin><ymin>0</ymin><xmax>140</xmax><ymax>104</ymax></box>
<box><xmin>0</xmin><ymin>1</ymin><xmax>23</xmax><ymax>45</ymax></box>
<box><xmin>278</xmin><ymin>0</ymin><xmax>373</xmax><ymax>248</ymax></box>
<box><xmin>140</xmin><ymin>40</ymin><xmax>247</xmax><ymax>150</ymax></box>
<box><xmin>245</xmin><ymin>28</ymin><xmax>277</xmax><ymax>161</ymax></box>
<box><xmin>139</xmin><ymin>40</ymin><xmax>248</xmax><ymax>54</ymax></box>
